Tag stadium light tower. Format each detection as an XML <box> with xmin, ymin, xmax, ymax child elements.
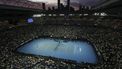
<box><xmin>42</xmin><ymin>3</ymin><xmax>46</xmax><ymax>10</ymax></box>
<box><xmin>58</xmin><ymin>0</ymin><xmax>61</xmax><ymax>10</ymax></box>
<box><xmin>67</xmin><ymin>0</ymin><xmax>70</xmax><ymax>11</ymax></box>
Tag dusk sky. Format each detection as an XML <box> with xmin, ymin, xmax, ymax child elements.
<box><xmin>29</xmin><ymin>0</ymin><xmax>106</xmax><ymax>7</ymax></box>
<box><xmin>28</xmin><ymin>0</ymin><xmax>111</xmax><ymax>10</ymax></box>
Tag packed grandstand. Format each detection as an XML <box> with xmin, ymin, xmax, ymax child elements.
<box><xmin>0</xmin><ymin>0</ymin><xmax>121</xmax><ymax>69</ymax></box>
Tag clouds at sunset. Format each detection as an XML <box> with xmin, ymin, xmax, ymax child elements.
<box><xmin>29</xmin><ymin>0</ymin><xmax>107</xmax><ymax>9</ymax></box>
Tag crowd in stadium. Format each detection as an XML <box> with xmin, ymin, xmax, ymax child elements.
<box><xmin>0</xmin><ymin>0</ymin><xmax>42</xmax><ymax>9</ymax></box>
<box><xmin>0</xmin><ymin>0</ymin><xmax>121</xmax><ymax>68</ymax></box>
<box><xmin>0</xmin><ymin>18</ymin><xmax>121</xmax><ymax>68</ymax></box>
<box><xmin>39</xmin><ymin>16</ymin><xmax>121</xmax><ymax>30</ymax></box>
